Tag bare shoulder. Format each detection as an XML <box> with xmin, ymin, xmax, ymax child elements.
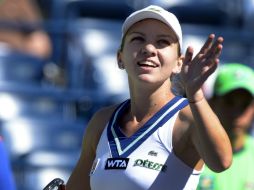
<box><xmin>85</xmin><ymin>104</ymin><xmax>119</xmax><ymax>150</ymax></box>
<box><xmin>178</xmin><ymin>104</ymin><xmax>194</xmax><ymax>123</ymax></box>
<box><xmin>87</xmin><ymin>104</ymin><xmax>118</xmax><ymax>132</ymax></box>
<box><xmin>175</xmin><ymin>104</ymin><xmax>196</xmax><ymax>144</ymax></box>
<box><xmin>66</xmin><ymin>104</ymin><xmax>121</xmax><ymax>189</ymax></box>
<box><xmin>173</xmin><ymin>104</ymin><xmax>193</xmax><ymax>147</ymax></box>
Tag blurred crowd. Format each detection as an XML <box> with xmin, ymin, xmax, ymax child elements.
<box><xmin>0</xmin><ymin>0</ymin><xmax>253</xmax><ymax>190</ymax></box>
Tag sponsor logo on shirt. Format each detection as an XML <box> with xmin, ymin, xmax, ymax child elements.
<box><xmin>148</xmin><ymin>150</ymin><xmax>158</xmax><ymax>157</ymax></box>
<box><xmin>105</xmin><ymin>158</ymin><xmax>129</xmax><ymax>170</ymax></box>
<box><xmin>133</xmin><ymin>159</ymin><xmax>167</xmax><ymax>172</ymax></box>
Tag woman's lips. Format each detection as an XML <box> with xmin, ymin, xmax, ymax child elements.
<box><xmin>137</xmin><ymin>60</ymin><xmax>158</xmax><ymax>68</ymax></box>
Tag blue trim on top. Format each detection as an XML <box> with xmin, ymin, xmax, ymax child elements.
<box><xmin>107</xmin><ymin>100</ymin><xmax>130</xmax><ymax>157</ymax></box>
<box><xmin>107</xmin><ymin>96</ymin><xmax>188</xmax><ymax>158</ymax></box>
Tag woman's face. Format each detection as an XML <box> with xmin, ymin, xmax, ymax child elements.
<box><xmin>118</xmin><ymin>19</ymin><xmax>182</xmax><ymax>86</ymax></box>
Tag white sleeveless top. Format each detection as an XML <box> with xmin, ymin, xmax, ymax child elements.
<box><xmin>90</xmin><ymin>96</ymin><xmax>202</xmax><ymax>190</ymax></box>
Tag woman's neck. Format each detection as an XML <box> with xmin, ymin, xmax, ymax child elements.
<box><xmin>130</xmin><ymin>90</ymin><xmax>174</xmax><ymax>120</ymax></box>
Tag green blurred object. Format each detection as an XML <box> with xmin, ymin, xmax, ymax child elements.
<box><xmin>214</xmin><ymin>63</ymin><xmax>254</xmax><ymax>96</ymax></box>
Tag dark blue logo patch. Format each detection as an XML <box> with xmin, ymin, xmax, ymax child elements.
<box><xmin>105</xmin><ymin>158</ymin><xmax>129</xmax><ymax>170</ymax></box>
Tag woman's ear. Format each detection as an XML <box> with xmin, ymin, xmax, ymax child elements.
<box><xmin>172</xmin><ymin>55</ymin><xmax>184</xmax><ymax>74</ymax></box>
<box><xmin>117</xmin><ymin>51</ymin><xmax>125</xmax><ymax>69</ymax></box>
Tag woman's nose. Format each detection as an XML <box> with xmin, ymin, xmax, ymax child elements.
<box><xmin>140</xmin><ymin>43</ymin><xmax>157</xmax><ymax>56</ymax></box>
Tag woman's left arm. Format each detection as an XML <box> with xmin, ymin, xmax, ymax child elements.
<box><xmin>180</xmin><ymin>34</ymin><xmax>232</xmax><ymax>172</ymax></box>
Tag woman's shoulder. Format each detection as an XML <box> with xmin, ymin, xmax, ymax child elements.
<box><xmin>178</xmin><ymin>102</ymin><xmax>193</xmax><ymax>123</ymax></box>
<box><xmin>174</xmin><ymin>102</ymin><xmax>194</xmax><ymax>139</ymax></box>
<box><xmin>86</xmin><ymin>104</ymin><xmax>120</xmax><ymax>135</ymax></box>
<box><xmin>81</xmin><ymin>103</ymin><xmax>122</xmax><ymax>154</ymax></box>
<box><xmin>173</xmin><ymin>102</ymin><xmax>193</xmax><ymax>141</ymax></box>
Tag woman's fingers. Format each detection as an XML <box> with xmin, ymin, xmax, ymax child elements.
<box><xmin>184</xmin><ymin>34</ymin><xmax>222</xmax><ymax>66</ymax></box>
<box><xmin>182</xmin><ymin>35</ymin><xmax>223</xmax><ymax>79</ymax></box>
<box><xmin>199</xmin><ymin>34</ymin><xmax>215</xmax><ymax>55</ymax></box>
<box><xmin>205</xmin><ymin>36</ymin><xmax>224</xmax><ymax>59</ymax></box>
<box><xmin>183</xmin><ymin>46</ymin><xmax>194</xmax><ymax>65</ymax></box>
<box><xmin>201</xmin><ymin>58</ymin><xmax>219</xmax><ymax>81</ymax></box>
<box><xmin>198</xmin><ymin>36</ymin><xmax>223</xmax><ymax>69</ymax></box>
<box><xmin>191</xmin><ymin>34</ymin><xmax>215</xmax><ymax>64</ymax></box>
<box><xmin>214</xmin><ymin>43</ymin><xmax>223</xmax><ymax>58</ymax></box>
<box><xmin>195</xmin><ymin>35</ymin><xmax>223</xmax><ymax>63</ymax></box>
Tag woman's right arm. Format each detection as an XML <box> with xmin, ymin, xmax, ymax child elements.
<box><xmin>66</xmin><ymin>106</ymin><xmax>116</xmax><ymax>190</ymax></box>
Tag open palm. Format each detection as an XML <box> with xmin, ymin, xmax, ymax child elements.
<box><xmin>180</xmin><ymin>34</ymin><xmax>223</xmax><ymax>103</ymax></box>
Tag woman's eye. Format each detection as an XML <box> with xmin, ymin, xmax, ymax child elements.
<box><xmin>158</xmin><ymin>39</ymin><xmax>170</xmax><ymax>45</ymax></box>
<box><xmin>131</xmin><ymin>36</ymin><xmax>144</xmax><ymax>42</ymax></box>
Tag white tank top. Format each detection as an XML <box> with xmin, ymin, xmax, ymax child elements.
<box><xmin>90</xmin><ymin>96</ymin><xmax>202</xmax><ymax>190</ymax></box>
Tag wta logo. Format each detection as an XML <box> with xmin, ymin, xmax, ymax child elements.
<box><xmin>105</xmin><ymin>158</ymin><xmax>129</xmax><ymax>170</ymax></box>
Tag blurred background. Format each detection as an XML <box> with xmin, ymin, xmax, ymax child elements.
<box><xmin>0</xmin><ymin>0</ymin><xmax>253</xmax><ymax>189</ymax></box>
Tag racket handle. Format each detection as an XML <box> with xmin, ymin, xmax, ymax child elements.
<box><xmin>43</xmin><ymin>178</ymin><xmax>65</xmax><ymax>190</ymax></box>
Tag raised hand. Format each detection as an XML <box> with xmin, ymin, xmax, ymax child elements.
<box><xmin>180</xmin><ymin>34</ymin><xmax>223</xmax><ymax>103</ymax></box>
